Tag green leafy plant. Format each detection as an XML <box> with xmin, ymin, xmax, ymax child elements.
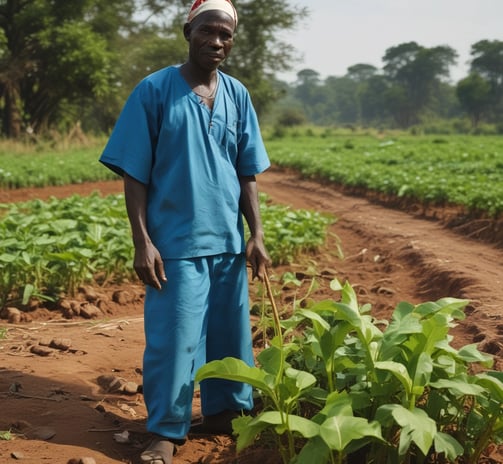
<box><xmin>0</xmin><ymin>430</ymin><xmax>12</xmax><ymax>440</ymax></box>
<box><xmin>0</xmin><ymin>194</ymin><xmax>333</xmax><ymax>309</ymax></box>
<box><xmin>196</xmin><ymin>279</ymin><xmax>503</xmax><ymax>463</ymax></box>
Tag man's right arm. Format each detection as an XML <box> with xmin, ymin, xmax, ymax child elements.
<box><xmin>124</xmin><ymin>173</ymin><xmax>166</xmax><ymax>289</ymax></box>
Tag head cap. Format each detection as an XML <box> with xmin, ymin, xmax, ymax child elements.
<box><xmin>187</xmin><ymin>0</ymin><xmax>238</xmax><ymax>27</ymax></box>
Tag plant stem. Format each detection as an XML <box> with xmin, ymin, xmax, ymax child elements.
<box><xmin>470</xmin><ymin>413</ymin><xmax>497</xmax><ymax>463</ymax></box>
<box><xmin>264</xmin><ymin>273</ymin><xmax>283</xmax><ymax>343</ymax></box>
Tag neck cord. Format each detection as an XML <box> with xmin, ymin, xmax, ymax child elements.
<box><xmin>193</xmin><ymin>74</ymin><xmax>219</xmax><ymax>100</ymax></box>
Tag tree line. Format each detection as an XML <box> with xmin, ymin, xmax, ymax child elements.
<box><xmin>0</xmin><ymin>1</ymin><xmax>501</xmax><ymax>138</ymax></box>
<box><xmin>0</xmin><ymin>0</ymin><xmax>304</xmax><ymax>138</ymax></box>
<box><xmin>275</xmin><ymin>40</ymin><xmax>503</xmax><ymax>132</ymax></box>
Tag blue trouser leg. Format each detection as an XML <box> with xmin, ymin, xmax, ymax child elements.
<box><xmin>142</xmin><ymin>253</ymin><xmax>253</xmax><ymax>440</ymax></box>
<box><xmin>200</xmin><ymin>253</ymin><xmax>254</xmax><ymax>416</ymax></box>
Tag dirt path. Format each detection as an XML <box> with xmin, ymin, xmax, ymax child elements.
<box><xmin>1</xmin><ymin>168</ymin><xmax>502</xmax><ymax>463</ymax></box>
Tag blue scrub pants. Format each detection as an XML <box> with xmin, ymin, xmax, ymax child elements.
<box><xmin>142</xmin><ymin>253</ymin><xmax>254</xmax><ymax>440</ymax></box>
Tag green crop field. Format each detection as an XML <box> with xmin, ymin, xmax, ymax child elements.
<box><xmin>266</xmin><ymin>134</ymin><xmax>503</xmax><ymax>217</ymax></box>
<box><xmin>1</xmin><ymin>134</ymin><xmax>502</xmax><ymax>216</ymax></box>
<box><xmin>0</xmin><ymin>193</ymin><xmax>333</xmax><ymax>307</ymax></box>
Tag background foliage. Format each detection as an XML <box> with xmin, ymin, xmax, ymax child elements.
<box><xmin>0</xmin><ymin>1</ymin><xmax>502</xmax><ymax>138</ymax></box>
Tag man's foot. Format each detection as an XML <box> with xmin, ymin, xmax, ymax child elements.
<box><xmin>140</xmin><ymin>437</ymin><xmax>175</xmax><ymax>464</ymax></box>
<box><xmin>190</xmin><ymin>409</ymin><xmax>240</xmax><ymax>435</ymax></box>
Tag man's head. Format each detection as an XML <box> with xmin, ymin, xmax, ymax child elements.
<box><xmin>184</xmin><ymin>0</ymin><xmax>237</xmax><ymax>71</ymax></box>
<box><xmin>187</xmin><ymin>0</ymin><xmax>238</xmax><ymax>29</ymax></box>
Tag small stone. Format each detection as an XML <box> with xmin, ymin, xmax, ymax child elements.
<box><xmin>30</xmin><ymin>345</ymin><xmax>54</xmax><ymax>357</ymax></box>
<box><xmin>39</xmin><ymin>337</ymin><xmax>53</xmax><ymax>347</ymax></box>
<box><xmin>11</xmin><ymin>451</ymin><xmax>25</xmax><ymax>459</ymax></box>
<box><xmin>79</xmin><ymin>303</ymin><xmax>102</xmax><ymax>319</ymax></box>
<box><xmin>122</xmin><ymin>381</ymin><xmax>139</xmax><ymax>395</ymax></box>
<box><xmin>79</xmin><ymin>285</ymin><xmax>99</xmax><ymax>302</ymax></box>
<box><xmin>112</xmin><ymin>290</ymin><xmax>131</xmax><ymax>305</ymax></box>
<box><xmin>50</xmin><ymin>338</ymin><xmax>72</xmax><ymax>351</ymax></box>
<box><xmin>79</xmin><ymin>458</ymin><xmax>97</xmax><ymax>464</ymax></box>
<box><xmin>6</xmin><ymin>307</ymin><xmax>21</xmax><ymax>324</ymax></box>
<box><xmin>113</xmin><ymin>430</ymin><xmax>130</xmax><ymax>443</ymax></box>
<box><xmin>97</xmin><ymin>374</ymin><xmax>126</xmax><ymax>393</ymax></box>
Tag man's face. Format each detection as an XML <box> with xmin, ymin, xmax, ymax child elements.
<box><xmin>185</xmin><ymin>10</ymin><xmax>235</xmax><ymax>71</ymax></box>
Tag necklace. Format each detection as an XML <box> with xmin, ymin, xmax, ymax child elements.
<box><xmin>193</xmin><ymin>74</ymin><xmax>219</xmax><ymax>100</ymax></box>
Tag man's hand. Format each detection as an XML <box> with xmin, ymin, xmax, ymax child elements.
<box><xmin>133</xmin><ymin>242</ymin><xmax>167</xmax><ymax>290</ymax></box>
<box><xmin>246</xmin><ymin>236</ymin><xmax>271</xmax><ymax>281</ymax></box>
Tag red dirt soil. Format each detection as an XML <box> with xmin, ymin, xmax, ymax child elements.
<box><xmin>1</xmin><ymin>167</ymin><xmax>502</xmax><ymax>463</ymax></box>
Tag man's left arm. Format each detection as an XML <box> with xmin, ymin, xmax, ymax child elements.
<box><xmin>239</xmin><ymin>175</ymin><xmax>270</xmax><ymax>280</ymax></box>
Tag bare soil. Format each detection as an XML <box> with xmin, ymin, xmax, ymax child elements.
<box><xmin>1</xmin><ymin>167</ymin><xmax>502</xmax><ymax>464</ymax></box>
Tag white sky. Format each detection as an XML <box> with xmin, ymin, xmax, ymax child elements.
<box><xmin>278</xmin><ymin>0</ymin><xmax>503</xmax><ymax>83</ymax></box>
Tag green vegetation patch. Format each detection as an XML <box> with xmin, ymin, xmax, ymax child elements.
<box><xmin>267</xmin><ymin>134</ymin><xmax>503</xmax><ymax>217</ymax></box>
<box><xmin>197</xmin><ymin>280</ymin><xmax>503</xmax><ymax>464</ymax></box>
<box><xmin>0</xmin><ymin>193</ymin><xmax>333</xmax><ymax>308</ymax></box>
<box><xmin>0</xmin><ymin>145</ymin><xmax>118</xmax><ymax>188</ymax></box>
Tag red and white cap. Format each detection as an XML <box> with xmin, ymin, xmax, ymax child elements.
<box><xmin>187</xmin><ymin>0</ymin><xmax>238</xmax><ymax>27</ymax></box>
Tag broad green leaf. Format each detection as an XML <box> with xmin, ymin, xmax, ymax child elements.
<box><xmin>329</xmin><ymin>278</ymin><xmax>343</xmax><ymax>292</ymax></box>
<box><xmin>332</xmin><ymin>302</ymin><xmax>361</xmax><ymax>326</ymax></box>
<box><xmin>392</xmin><ymin>301</ymin><xmax>415</xmax><ymax>320</ymax></box>
<box><xmin>0</xmin><ymin>253</ymin><xmax>16</xmax><ymax>263</ymax></box>
<box><xmin>285</xmin><ymin>367</ymin><xmax>316</xmax><ymax>391</ymax></box>
<box><xmin>475</xmin><ymin>373</ymin><xmax>503</xmax><ymax>403</ymax></box>
<box><xmin>421</xmin><ymin>314</ymin><xmax>450</xmax><ymax>354</ymax></box>
<box><xmin>318</xmin><ymin>391</ymin><xmax>353</xmax><ymax>418</ymax></box>
<box><xmin>376</xmin><ymin>404</ymin><xmax>436</xmax><ymax>456</ymax></box>
<box><xmin>195</xmin><ymin>358</ymin><xmax>275</xmax><ymax>394</ymax></box>
<box><xmin>256</xmin><ymin>345</ymin><xmax>282</xmax><ymax>376</ymax></box>
<box><xmin>296</xmin><ymin>436</ymin><xmax>331</xmax><ymax>464</ymax></box>
<box><xmin>22</xmin><ymin>284</ymin><xmax>35</xmax><ymax>305</ymax></box>
<box><xmin>236</xmin><ymin>411</ymin><xmax>319</xmax><ymax>451</ymax></box>
<box><xmin>458</xmin><ymin>343</ymin><xmax>494</xmax><ymax>366</ymax></box>
<box><xmin>412</xmin><ymin>352</ymin><xmax>433</xmax><ymax>393</ymax></box>
<box><xmin>339</xmin><ymin>280</ymin><xmax>359</xmax><ymax>311</ymax></box>
<box><xmin>374</xmin><ymin>361</ymin><xmax>413</xmax><ymax>394</ymax></box>
<box><xmin>319</xmin><ymin>416</ymin><xmax>383</xmax><ymax>452</ymax></box>
<box><xmin>51</xmin><ymin>219</ymin><xmax>78</xmax><ymax>230</ymax></box>
<box><xmin>434</xmin><ymin>431</ymin><xmax>463</xmax><ymax>460</ymax></box>
<box><xmin>429</xmin><ymin>377</ymin><xmax>487</xmax><ymax>397</ymax></box>
<box><xmin>232</xmin><ymin>414</ymin><xmax>269</xmax><ymax>452</ymax></box>
<box><xmin>33</xmin><ymin>236</ymin><xmax>57</xmax><ymax>246</ymax></box>
<box><xmin>296</xmin><ymin>308</ymin><xmax>331</xmax><ymax>331</ymax></box>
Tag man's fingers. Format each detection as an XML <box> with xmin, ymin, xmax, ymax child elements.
<box><xmin>155</xmin><ymin>258</ymin><xmax>167</xmax><ymax>283</ymax></box>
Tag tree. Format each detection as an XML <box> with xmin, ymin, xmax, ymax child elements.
<box><xmin>222</xmin><ymin>0</ymin><xmax>307</xmax><ymax>116</ymax></box>
<box><xmin>0</xmin><ymin>0</ymin><xmax>132</xmax><ymax>137</ymax></box>
<box><xmin>346</xmin><ymin>63</ymin><xmax>377</xmax><ymax>83</ymax></box>
<box><xmin>382</xmin><ymin>42</ymin><xmax>457</xmax><ymax>127</ymax></box>
<box><xmin>469</xmin><ymin>40</ymin><xmax>503</xmax><ymax>121</ymax></box>
<box><xmin>0</xmin><ymin>0</ymin><xmax>307</xmax><ymax>136</ymax></box>
<box><xmin>324</xmin><ymin>76</ymin><xmax>359</xmax><ymax>125</ymax></box>
<box><xmin>358</xmin><ymin>75</ymin><xmax>390</xmax><ymax>125</ymax></box>
<box><xmin>293</xmin><ymin>69</ymin><xmax>325</xmax><ymax>122</ymax></box>
<box><xmin>456</xmin><ymin>73</ymin><xmax>492</xmax><ymax>127</ymax></box>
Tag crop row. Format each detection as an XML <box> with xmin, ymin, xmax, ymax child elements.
<box><xmin>267</xmin><ymin>135</ymin><xmax>503</xmax><ymax>216</ymax></box>
<box><xmin>0</xmin><ymin>193</ymin><xmax>333</xmax><ymax>308</ymax></box>
<box><xmin>0</xmin><ymin>146</ymin><xmax>116</xmax><ymax>188</ymax></box>
<box><xmin>198</xmin><ymin>280</ymin><xmax>503</xmax><ymax>463</ymax></box>
<box><xmin>1</xmin><ymin>135</ymin><xmax>502</xmax><ymax>215</ymax></box>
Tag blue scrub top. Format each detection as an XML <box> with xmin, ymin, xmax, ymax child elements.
<box><xmin>100</xmin><ymin>65</ymin><xmax>270</xmax><ymax>259</ymax></box>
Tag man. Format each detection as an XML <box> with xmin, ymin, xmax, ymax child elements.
<box><xmin>99</xmin><ymin>0</ymin><xmax>270</xmax><ymax>462</ymax></box>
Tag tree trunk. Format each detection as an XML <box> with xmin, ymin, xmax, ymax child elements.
<box><xmin>4</xmin><ymin>81</ymin><xmax>22</xmax><ymax>138</ymax></box>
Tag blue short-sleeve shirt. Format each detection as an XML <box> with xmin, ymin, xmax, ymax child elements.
<box><xmin>99</xmin><ymin>66</ymin><xmax>270</xmax><ymax>259</ymax></box>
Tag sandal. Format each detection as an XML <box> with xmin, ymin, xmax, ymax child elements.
<box><xmin>140</xmin><ymin>437</ymin><xmax>175</xmax><ymax>464</ymax></box>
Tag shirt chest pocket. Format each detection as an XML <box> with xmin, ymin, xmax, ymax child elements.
<box><xmin>211</xmin><ymin>118</ymin><xmax>240</xmax><ymax>165</ymax></box>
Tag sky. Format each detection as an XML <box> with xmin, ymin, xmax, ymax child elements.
<box><xmin>278</xmin><ymin>0</ymin><xmax>503</xmax><ymax>84</ymax></box>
